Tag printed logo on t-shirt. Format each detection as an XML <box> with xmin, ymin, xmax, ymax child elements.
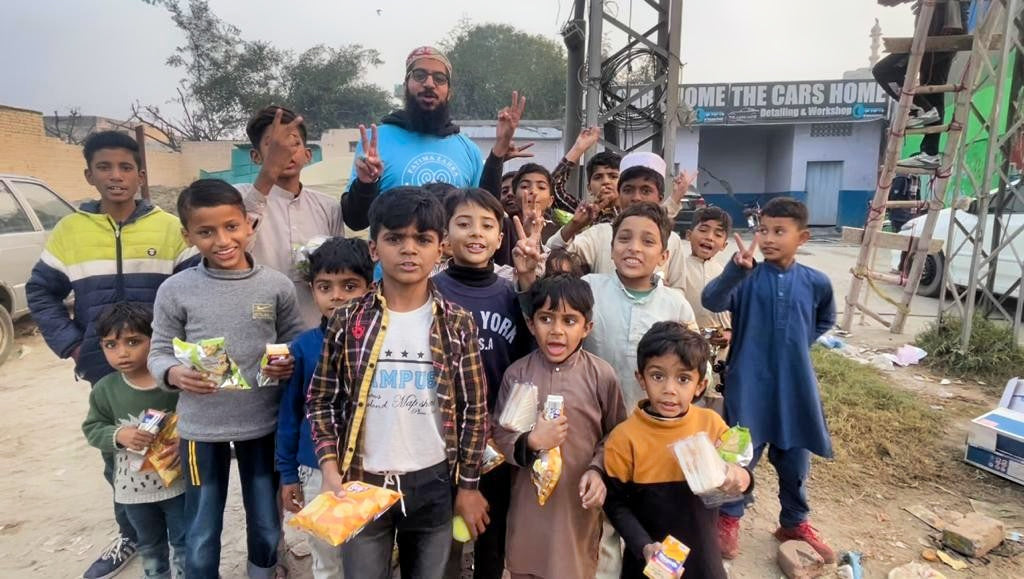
<box><xmin>403</xmin><ymin>153</ymin><xmax>462</xmax><ymax>185</ymax></box>
<box><xmin>477</xmin><ymin>310</ymin><xmax>517</xmax><ymax>352</ymax></box>
<box><xmin>368</xmin><ymin>349</ymin><xmax>438</xmax><ymax>415</ymax></box>
<box><xmin>251</xmin><ymin>303</ymin><xmax>274</xmax><ymax>320</ymax></box>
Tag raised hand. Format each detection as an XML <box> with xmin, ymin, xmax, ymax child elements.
<box><xmin>504</xmin><ymin>141</ymin><xmax>535</xmax><ymax>161</ymax></box>
<box><xmin>566</xmin><ymin>201</ymin><xmax>599</xmax><ymax>237</ymax></box>
<box><xmin>493</xmin><ymin>91</ymin><xmax>527</xmax><ymax>158</ymax></box>
<box><xmin>732</xmin><ymin>233</ymin><xmax>759</xmax><ymax>269</ymax></box>
<box><xmin>568</xmin><ymin>126</ymin><xmax>602</xmax><ymax>161</ymax></box>
<box><xmin>354</xmin><ymin>124</ymin><xmax>383</xmax><ymax>184</ymax></box>
<box><xmin>512</xmin><ymin>215</ymin><xmax>543</xmax><ymax>288</ymax></box>
<box><xmin>670</xmin><ymin>169</ymin><xmax>699</xmax><ymax>203</ymax></box>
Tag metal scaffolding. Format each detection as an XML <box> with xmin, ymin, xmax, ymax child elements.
<box><xmin>939</xmin><ymin>0</ymin><xmax>1024</xmax><ymax>347</ymax></box>
<box><xmin>579</xmin><ymin>0</ymin><xmax>683</xmax><ymax>173</ymax></box>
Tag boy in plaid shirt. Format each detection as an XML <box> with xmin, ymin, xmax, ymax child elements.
<box><xmin>307</xmin><ymin>186</ymin><xmax>489</xmax><ymax>577</ymax></box>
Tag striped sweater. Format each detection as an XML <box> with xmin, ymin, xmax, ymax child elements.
<box><xmin>26</xmin><ymin>199</ymin><xmax>195</xmax><ymax>384</ymax></box>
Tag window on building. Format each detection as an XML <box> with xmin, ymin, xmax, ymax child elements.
<box><xmin>13</xmin><ymin>180</ymin><xmax>73</xmax><ymax>230</ymax></box>
<box><xmin>810</xmin><ymin>124</ymin><xmax>853</xmax><ymax>138</ymax></box>
<box><xmin>0</xmin><ymin>185</ymin><xmax>35</xmax><ymax>234</ymax></box>
<box><xmin>349</xmin><ymin>141</ymin><xmax>358</xmax><ymax>153</ymax></box>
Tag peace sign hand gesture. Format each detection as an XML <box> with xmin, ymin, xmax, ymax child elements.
<box><xmin>732</xmin><ymin>233</ymin><xmax>759</xmax><ymax>270</ymax></box>
<box><xmin>670</xmin><ymin>169</ymin><xmax>699</xmax><ymax>204</ymax></box>
<box><xmin>355</xmin><ymin>124</ymin><xmax>383</xmax><ymax>184</ymax></box>
<box><xmin>493</xmin><ymin>91</ymin><xmax>527</xmax><ymax>158</ymax></box>
<box><xmin>512</xmin><ymin>215</ymin><xmax>543</xmax><ymax>290</ymax></box>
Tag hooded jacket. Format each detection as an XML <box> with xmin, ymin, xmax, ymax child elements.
<box><xmin>26</xmin><ymin>199</ymin><xmax>195</xmax><ymax>384</ymax></box>
<box><xmin>342</xmin><ymin>109</ymin><xmax>485</xmax><ymax>230</ymax></box>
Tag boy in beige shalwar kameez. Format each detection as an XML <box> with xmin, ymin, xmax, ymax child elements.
<box><xmin>492</xmin><ymin>275</ymin><xmax>627</xmax><ymax>579</ymax></box>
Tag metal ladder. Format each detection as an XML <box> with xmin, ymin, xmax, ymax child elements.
<box><xmin>841</xmin><ymin>0</ymin><xmax>1008</xmax><ymax>333</ymax></box>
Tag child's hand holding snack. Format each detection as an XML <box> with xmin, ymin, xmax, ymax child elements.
<box><xmin>168</xmin><ymin>365</ymin><xmax>218</xmax><ymax>394</ymax></box>
<box><xmin>116</xmin><ymin>426</ymin><xmax>156</xmax><ymax>451</ymax></box>
<box><xmin>718</xmin><ymin>463</ymin><xmax>751</xmax><ymax>495</ymax></box>
<box><xmin>156</xmin><ymin>437</ymin><xmax>181</xmax><ymax>470</ymax></box>
<box><xmin>578</xmin><ymin>469</ymin><xmax>606</xmax><ymax>510</ymax></box>
<box><xmin>527</xmin><ymin>411</ymin><xmax>568</xmax><ymax>451</ymax></box>
<box><xmin>455</xmin><ymin>488</ymin><xmax>491</xmax><ymax>539</ymax></box>
<box><xmin>281</xmin><ymin>483</ymin><xmax>304</xmax><ymax>514</ymax></box>
<box><xmin>643</xmin><ymin>542</ymin><xmax>664</xmax><ymax>562</ymax></box>
<box><xmin>260</xmin><ymin>354</ymin><xmax>294</xmax><ymax>381</ymax></box>
<box><xmin>320</xmin><ymin>460</ymin><xmax>347</xmax><ymax>498</ymax></box>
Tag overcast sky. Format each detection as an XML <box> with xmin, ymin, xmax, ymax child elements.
<box><xmin>3</xmin><ymin>0</ymin><xmax>914</xmax><ymax>120</ymax></box>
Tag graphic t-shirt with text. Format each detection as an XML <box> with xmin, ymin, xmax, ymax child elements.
<box><xmin>361</xmin><ymin>301</ymin><xmax>446</xmax><ymax>473</ymax></box>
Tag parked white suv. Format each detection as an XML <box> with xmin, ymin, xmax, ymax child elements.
<box><xmin>0</xmin><ymin>175</ymin><xmax>75</xmax><ymax>365</ymax></box>
<box><xmin>899</xmin><ymin>183</ymin><xmax>1024</xmax><ymax>297</ymax></box>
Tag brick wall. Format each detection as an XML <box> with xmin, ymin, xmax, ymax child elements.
<box><xmin>0</xmin><ymin>105</ymin><xmax>192</xmax><ymax>201</ymax></box>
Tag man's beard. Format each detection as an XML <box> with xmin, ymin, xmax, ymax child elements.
<box><xmin>405</xmin><ymin>89</ymin><xmax>451</xmax><ymax>135</ymax></box>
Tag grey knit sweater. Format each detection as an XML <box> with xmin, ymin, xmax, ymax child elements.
<box><xmin>148</xmin><ymin>259</ymin><xmax>305</xmax><ymax>442</ymax></box>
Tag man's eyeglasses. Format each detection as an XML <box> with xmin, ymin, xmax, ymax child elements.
<box><xmin>408</xmin><ymin>69</ymin><xmax>450</xmax><ymax>86</ymax></box>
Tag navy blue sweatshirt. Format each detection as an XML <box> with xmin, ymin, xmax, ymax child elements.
<box><xmin>275</xmin><ymin>320</ymin><xmax>326</xmax><ymax>484</ymax></box>
<box><xmin>433</xmin><ymin>263</ymin><xmax>533</xmax><ymax>411</ymax></box>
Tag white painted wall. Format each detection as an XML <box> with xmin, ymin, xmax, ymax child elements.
<box><xmin>789</xmin><ymin>121</ymin><xmax>882</xmax><ymax>191</ymax></box>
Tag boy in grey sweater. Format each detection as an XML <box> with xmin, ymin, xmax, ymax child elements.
<box><xmin>148</xmin><ymin>179</ymin><xmax>304</xmax><ymax>579</ymax></box>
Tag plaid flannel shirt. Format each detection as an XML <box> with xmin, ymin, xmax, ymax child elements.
<box><xmin>306</xmin><ymin>282</ymin><xmax>488</xmax><ymax>490</ymax></box>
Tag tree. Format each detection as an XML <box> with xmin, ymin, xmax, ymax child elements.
<box><xmin>443</xmin><ymin>23</ymin><xmax>567</xmax><ymax>120</ymax></box>
<box><xmin>285</xmin><ymin>45</ymin><xmax>394</xmax><ymax>138</ymax></box>
<box><xmin>132</xmin><ymin>0</ymin><xmax>393</xmax><ymax>143</ymax></box>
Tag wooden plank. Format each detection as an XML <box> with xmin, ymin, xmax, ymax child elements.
<box><xmin>915</xmin><ymin>83</ymin><xmax>960</xmax><ymax>95</ymax></box>
<box><xmin>905</xmin><ymin>124</ymin><xmax>951</xmax><ymax>135</ymax></box>
<box><xmin>841</xmin><ymin>227</ymin><xmax>944</xmax><ymax>253</ymax></box>
<box><xmin>883</xmin><ymin>34</ymin><xmax>1001</xmax><ymax>54</ymax></box>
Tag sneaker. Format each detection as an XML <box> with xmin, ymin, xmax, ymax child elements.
<box><xmin>83</xmin><ymin>535</ymin><xmax>137</xmax><ymax>579</ymax></box>
<box><xmin>897</xmin><ymin>152</ymin><xmax>941</xmax><ymax>169</ymax></box>
<box><xmin>774</xmin><ymin>521</ymin><xmax>836</xmax><ymax>564</ymax></box>
<box><xmin>717</xmin><ymin>514</ymin><xmax>741</xmax><ymax>559</ymax></box>
<box><xmin>906</xmin><ymin>107</ymin><xmax>941</xmax><ymax>129</ymax></box>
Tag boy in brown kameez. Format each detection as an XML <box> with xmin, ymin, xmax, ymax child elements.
<box><xmin>492</xmin><ymin>274</ymin><xmax>627</xmax><ymax>579</ymax></box>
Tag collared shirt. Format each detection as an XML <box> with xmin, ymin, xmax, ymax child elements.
<box><xmin>307</xmin><ymin>283</ymin><xmax>488</xmax><ymax>489</ymax></box>
<box><xmin>682</xmin><ymin>253</ymin><xmax>732</xmax><ymax>331</ymax></box>
<box><xmin>238</xmin><ymin>183</ymin><xmax>345</xmax><ymax>328</ymax></box>
<box><xmin>583</xmin><ymin>273</ymin><xmax>698</xmax><ymax>409</ymax></box>
<box><xmin>545</xmin><ymin>222</ymin><xmax>690</xmax><ymax>290</ymax></box>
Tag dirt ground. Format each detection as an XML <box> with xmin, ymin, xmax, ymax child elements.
<box><xmin>1</xmin><ymin>240</ymin><xmax>1022</xmax><ymax>578</ymax></box>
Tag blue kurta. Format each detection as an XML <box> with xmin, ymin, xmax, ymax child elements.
<box><xmin>702</xmin><ymin>259</ymin><xmax>835</xmax><ymax>457</ymax></box>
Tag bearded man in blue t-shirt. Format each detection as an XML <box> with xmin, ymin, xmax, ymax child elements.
<box><xmin>343</xmin><ymin>46</ymin><xmax>487</xmax><ymax>230</ymax></box>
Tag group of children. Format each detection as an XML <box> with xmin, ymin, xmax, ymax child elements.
<box><xmin>29</xmin><ymin>103</ymin><xmax>837</xmax><ymax>579</ymax></box>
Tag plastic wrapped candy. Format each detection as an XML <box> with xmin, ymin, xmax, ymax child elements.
<box><xmin>141</xmin><ymin>413</ymin><xmax>181</xmax><ymax>487</ymax></box>
<box><xmin>670</xmin><ymin>427</ymin><xmax>753</xmax><ymax>507</ymax></box>
<box><xmin>498</xmin><ymin>382</ymin><xmax>538</xmax><ymax>433</ymax></box>
<box><xmin>531</xmin><ymin>395</ymin><xmax>564</xmax><ymax>506</ymax></box>
<box><xmin>288</xmin><ymin>481</ymin><xmax>402</xmax><ymax>547</ymax></box>
<box><xmin>173</xmin><ymin>337</ymin><xmax>249</xmax><ymax>389</ymax></box>
<box><xmin>257</xmin><ymin>343</ymin><xmax>290</xmax><ymax>387</ymax></box>
<box><xmin>480</xmin><ymin>439</ymin><xmax>506</xmax><ymax>475</ymax></box>
<box><xmin>643</xmin><ymin>535</ymin><xmax>691</xmax><ymax>579</ymax></box>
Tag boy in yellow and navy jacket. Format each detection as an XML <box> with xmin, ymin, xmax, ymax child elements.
<box><xmin>26</xmin><ymin>130</ymin><xmax>194</xmax><ymax>579</ymax></box>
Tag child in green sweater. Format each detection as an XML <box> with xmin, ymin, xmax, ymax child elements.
<box><xmin>82</xmin><ymin>303</ymin><xmax>183</xmax><ymax>579</ymax></box>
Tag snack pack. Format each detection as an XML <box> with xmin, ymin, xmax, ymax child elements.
<box><xmin>670</xmin><ymin>427</ymin><xmax>753</xmax><ymax>507</ymax></box>
<box><xmin>257</xmin><ymin>343</ymin><xmax>291</xmax><ymax>387</ymax></box>
<box><xmin>643</xmin><ymin>535</ymin><xmax>691</xmax><ymax>579</ymax></box>
<box><xmin>480</xmin><ymin>439</ymin><xmax>506</xmax><ymax>475</ymax></box>
<box><xmin>141</xmin><ymin>413</ymin><xmax>182</xmax><ymax>487</ymax></box>
<box><xmin>288</xmin><ymin>482</ymin><xmax>402</xmax><ymax>546</ymax></box>
<box><xmin>127</xmin><ymin>409</ymin><xmax>166</xmax><ymax>456</ymax></box>
<box><xmin>173</xmin><ymin>337</ymin><xmax>249</xmax><ymax>389</ymax></box>
<box><xmin>498</xmin><ymin>382</ymin><xmax>538</xmax><ymax>433</ymax></box>
<box><xmin>531</xmin><ymin>395</ymin><xmax>564</xmax><ymax>506</ymax></box>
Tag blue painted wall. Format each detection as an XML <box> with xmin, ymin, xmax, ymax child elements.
<box><xmin>200</xmin><ymin>144</ymin><xmax>323</xmax><ymax>184</ymax></box>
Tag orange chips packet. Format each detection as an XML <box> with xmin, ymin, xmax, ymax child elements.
<box><xmin>288</xmin><ymin>481</ymin><xmax>402</xmax><ymax>546</ymax></box>
<box><xmin>141</xmin><ymin>413</ymin><xmax>181</xmax><ymax>487</ymax></box>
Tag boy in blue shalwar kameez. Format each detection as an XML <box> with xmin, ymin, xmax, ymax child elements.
<box><xmin>701</xmin><ymin>197</ymin><xmax>836</xmax><ymax>564</ymax></box>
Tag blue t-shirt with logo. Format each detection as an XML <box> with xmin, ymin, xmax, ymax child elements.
<box><xmin>350</xmin><ymin>123</ymin><xmax>485</xmax><ymax>191</ymax></box>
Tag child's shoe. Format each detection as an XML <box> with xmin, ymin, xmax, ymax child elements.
<box><xmin>82</xmin><ymin>535</ymin><xmax>137</xmax><ymax>579</ymax></box>
<box><xmin>717</xmin><ymin>514</ymin><xmax>741</xmax><ymax>559</ymax></box>
<box><xmin>773</xmin><ymin>521</ymin><xmax>836</xmax><ymax>563</ymax></box>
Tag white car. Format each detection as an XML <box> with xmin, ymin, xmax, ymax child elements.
<box><xmin>898</xmin><ymin>185</ymin><xmax>1024</xmax><ymax>297</ymax></box>
<box><xmin>0</xmin><ymin>175</ymin><xmax>76</xmax><ymax>365</ymax></box>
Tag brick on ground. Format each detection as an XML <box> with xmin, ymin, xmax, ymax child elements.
<box><xmin>777</xmin><ymin>540</ymin><xmax>827</xmax><ymax>578</ymax></box>
<box><xmin>941</xmin><ymin>512</ymin><xmax>1004</xmax><ymax>558</ymax></box>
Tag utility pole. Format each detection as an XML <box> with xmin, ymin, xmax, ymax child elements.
<box><xmin>561</xmin><ymin>0</ymin><xmax>587</xmax><ymax>204</ymax></box>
